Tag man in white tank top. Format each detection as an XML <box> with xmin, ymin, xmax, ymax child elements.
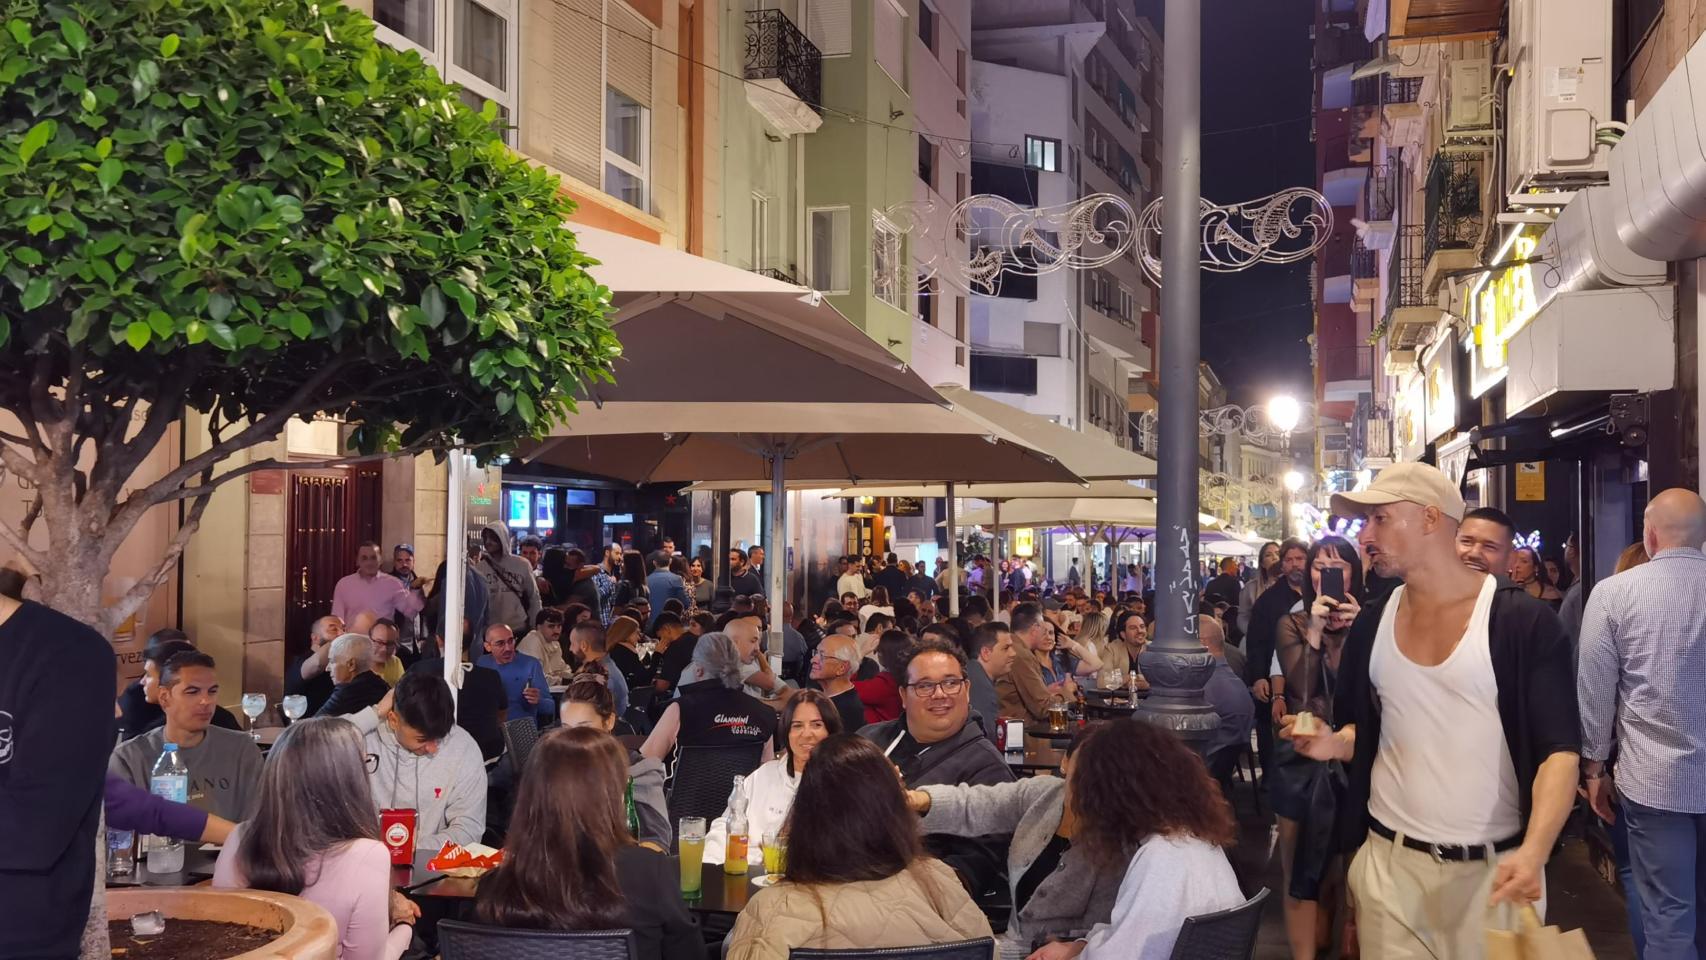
<box><xmin>1284</xmin><ymin>463</ymin><xmax>1581</xmax><ymax>958</ymax></box>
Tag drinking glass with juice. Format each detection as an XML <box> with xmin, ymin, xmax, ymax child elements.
<box><xmin>762</xmin><ymin>835</ymin><xmax>787</xmax><ymax>877</ymax></box>
<box><xmin>678</xmin><ymin>818</ymin><xmax>706</xmax><ymax>896</ymax></box>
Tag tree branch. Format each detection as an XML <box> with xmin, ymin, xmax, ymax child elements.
<box><xmin>0</xmin><ymin>460</ymin><xmax>47</xmax><ymax>575</ymax></box>
<box><xmin>100</xmin><ymin>488</ymin><xmax>215</xmax><ymax>637</ymax></box>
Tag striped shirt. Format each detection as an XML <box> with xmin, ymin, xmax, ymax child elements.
<box><xmin>1577</xmin><ymin>547</ymin><xmax>1706</xmax><ymax>813</ymax></box>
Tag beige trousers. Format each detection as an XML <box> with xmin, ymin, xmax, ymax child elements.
<box><xmin>1347</xmin><ymin>829</ymin><xmax>1545</xmax><ymax>959</ymax></box>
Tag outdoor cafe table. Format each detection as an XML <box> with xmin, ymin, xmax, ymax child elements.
<box><xmin>106</xmin><ymin>845</ymin><xmax>219</xmax><ymax>888</ymax></box>
<box><xmin>396</xmin><ymin>849</ymin><xmax>766</xmax><ymax>917</ymax></box>
<box><xmin>1006</xmin><ymin>733</ymin><xmax>1068</xmax><ymax>776</ymax></box>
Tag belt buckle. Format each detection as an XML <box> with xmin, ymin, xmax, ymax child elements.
<box><xmin>1428</xmin><ymin>842</ymin><xmax>1448</xmax><ymax>864</ymax></box>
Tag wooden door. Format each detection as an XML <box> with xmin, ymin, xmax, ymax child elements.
<box><xmin>284</xmin><ymin>466</ymin><xmax>381</xmax><ymax>660</ymax></box>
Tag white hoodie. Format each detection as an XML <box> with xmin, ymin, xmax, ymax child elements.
<box><xmin>345</xmin><ymin>706</ymin><xmax>488</xmax><ymax>850</ymax></box>
<box><xmin>702</xmin><ymin>755</ymin><xmax>799</xmax><ymax>865</ymax></box>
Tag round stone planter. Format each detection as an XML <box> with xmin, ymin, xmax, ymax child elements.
<box><xmin>107</xmin><ymin>886</ymin><xmax>338</xmax><ymax>960</ymax></box>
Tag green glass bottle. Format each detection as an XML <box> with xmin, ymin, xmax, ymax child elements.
<box><xmin>625</xmin><ymin>776</ymin><xmax>640</xmax><ymax>839</ymax></box>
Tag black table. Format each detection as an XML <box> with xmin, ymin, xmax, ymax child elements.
<box><xmin>395</xmin><ymin>849</ymin><xmax>482</xmax><ymax>899</ymax></box>
<box><xmin>1005</xmin><ymin>734</ymin><xmax>1067</xmax><ymax>776</ymax></box>
<box><xmin>106</xmin><ymin>845</ymin><xmax>218</xmax><ymax>888</ymax></box>
<box><xmin>675</xmin><ymin>859</ymin><xmax>766</xmax><ymax>916</ymax></box>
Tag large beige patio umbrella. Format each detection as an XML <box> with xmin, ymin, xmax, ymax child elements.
<box><xmin>519</xmin><ymin>225</ymin><xmax>1083</xmax><ymax>645</ymax></box>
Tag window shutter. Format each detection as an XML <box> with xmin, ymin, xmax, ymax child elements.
<box><xmin>1024</xmin><ymin>321</ymin><xmax>1060</xmax><ymax>357</ymax></box>
<box><xmin>547</xmin><ymin>0</ymin><xmax>603</xmax><ymax>185</ymax></box>
<box><xmin>607</xmin><ymin>1</ymin><xmax>653</xmax><ymax>108</ymax></box>
<box><xmin>806</xmin><ymin>0</ymin><xmax>852</xmax><ymax>56</ymax></box>
<box><xmin>874</xmin><ymin>0</ymin><xmax>905</xmax><ymax>86</ymax></box>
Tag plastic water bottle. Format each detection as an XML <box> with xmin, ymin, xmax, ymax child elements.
<box><xmin>146</xmin><ymin>743</ymin><xmax>188</xmax><ymax>874</ymax></box>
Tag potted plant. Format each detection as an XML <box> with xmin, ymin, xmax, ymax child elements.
<box><xmin>107</xmin><ymin>887</ymin><xmax>337</xmax><ymax>960</ymax></box>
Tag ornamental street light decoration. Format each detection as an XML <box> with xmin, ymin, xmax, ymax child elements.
<box><xmin>1138</xmin><ymin>187</ymin><xmax>1334</xmax><ymax>286</ymax></box>
<box><xmin>1137</xmin><ymin>397</ymin><xmax>1314</xmax><ymax>447</ymax></box>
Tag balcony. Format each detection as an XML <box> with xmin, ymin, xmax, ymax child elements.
<box><xmin>754</xmin><ymin>266</ymin><xmax>802</xmax><ymax>285</ymax></box>
<box><xmin>744</xmin><ymin>9</ymin><xmax>823</xmax><ymax>136</ymax></box>
<box><xmin>1421</xmin><ymin>152</ymin><xmax>1485</xmax><ymax>293</ymax></box>
<box><xmin>1361</xmin><ymin>160</ymin><xmax>1399</xmax><ymax>249</ymax></box>
<box><xmin>1390</xmin><ymin>0</ymin><xmax>1501</xmax><ymax>42</ymax></box>
<box><xmin>1382</xmin><ymin>223</ymin><xmax>1438</xmax><ymax>349</ymax></box>
<box><xmin>1382</xmin><ymin>75</ymin><xmax>1424</xmax><ymax>122</ymax></box>
<box><xmin>1351</xmin><ymin>238</ymin><xmax>1379</xmax><ymax>304</ymax></box>
<box><xmin>1085</xmin><ymin>299</ymin><xmax>1148</xmax><ymax>366</ymax></box>
<box><xmin>1321</xmin><ymin>345</ymin><xmax>1373</xmax><ymax>401</ymax></box>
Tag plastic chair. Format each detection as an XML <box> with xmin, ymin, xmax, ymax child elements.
<box><xmin>790</xmin><ymin>938</ymin><xmax>998</xmax><ymax>960</ymax></box>
<box><xmin>665</xmin><ymin>742</ymin><xmax>765</xmax><ymax>831</ymax></box>
<box><xmin>438</xmin><ymin>921</ymin><xmax>636</xmax><ymax>960</ymax></box>
<box><xmin>503</xmin><ymin>717</ymin><xmax>542</xmax><ymax>772</ymax></box>
<box><xmin>1167</xmin><ymin>888</ymin><xmax>1270</xmax><ymax>960</ymax></box>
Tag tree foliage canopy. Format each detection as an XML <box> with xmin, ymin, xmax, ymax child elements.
<box><xmin>0</xmin><ymin>0</ymin><xmax>617</xmax><ymax>628</ymax></box>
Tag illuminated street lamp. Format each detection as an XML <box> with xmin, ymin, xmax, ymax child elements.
<box><xmin>1283</xmin><ymin>469</ymin><xmax>1306</xmax><ymax>493</ymax></box>
<box><xmin>1266</xmin><ymin>395</ymin><xmax>1303</xmax><ymax>438</ymax></box>
<box><xmin>1281</xmin><ymin>468</ymin><xmax>1305</xmax><ymax>540</ymax></box>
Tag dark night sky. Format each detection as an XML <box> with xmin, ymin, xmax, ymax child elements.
<box><xmin>1135</xmin><ymin>0</ymin><xmax>1317</xmax><ymax>406</ymax></box>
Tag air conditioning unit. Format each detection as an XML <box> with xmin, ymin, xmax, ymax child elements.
<box><xmin>1505</xmin><ymin>0</ymin><xmax>1612</xmax><ymax>201</ymax></box>
<box><xmin>1444</xmin><ymin>58</ymin><xmax>1494</xmax><ymax>134</ymax></box>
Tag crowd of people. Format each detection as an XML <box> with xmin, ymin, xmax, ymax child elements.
<box><xmin>7</xmin><ymin>462</ymin><xmax>1706</xmax><ymax>960</ymax></box>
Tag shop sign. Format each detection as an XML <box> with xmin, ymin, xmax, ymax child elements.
<box><xmin>889</xmin><ymin>497</ymin><xmax>924</xmax><ymax>517</ymax></box>
<box><xmin>1468</xmin><ymin>228</ymin><xmax>1548</xmax><ymax>397</ymax></box>
<box><xmin>1423</xmin><ymin>332</ymin><xmax>1459</xmax><ymax>443</ymax></box>
<box><xmin>1393</xmin><ymin>372</ymin><xmax>1427</xmax><ymax>463</ymax></box>
<box><xmin>1515</xmin><ymin>462</ymin><xmax>1546</xmax><ymax>502</ymax></box>
<box><xmin>464</xmin><ymin>462</ymin><xmax>502</xmax><ymax>544</ymax></box>
<box><xmin>1013</xmin><ymin>527</ymin><xmax>1035</xmax><ymax>557</ymax></box>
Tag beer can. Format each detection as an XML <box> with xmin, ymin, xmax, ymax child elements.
<box><xmin>380</xmin><ymin>808</ymin><xmax>417</xmax><ymax>865</ymax></box>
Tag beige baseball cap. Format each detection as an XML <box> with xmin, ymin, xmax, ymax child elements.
<box><xmin>1329</xmin><ymin>461</ymin><xmax>1466</xmax><ymax>524</ymax></box>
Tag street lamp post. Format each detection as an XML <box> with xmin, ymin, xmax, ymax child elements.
<box><xmin>1269</xmin><ymin>395</ymin><xmax>1302</xmax><ymax>540</ymax></box>
<box><xmin>1140</xmin><ymin>0</ymin><xmax>1218</xmax><ymax>748</ymax></box>
<box><xmin>1282</xmin><ymin>468</ymin><xmax>1305</xmax><ymax>541</ymax></box>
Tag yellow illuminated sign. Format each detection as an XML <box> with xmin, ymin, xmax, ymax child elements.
<box><xmin>1472</xmin><ymin>233</ymin><xmax>1540</xmax><ymax>366</ymax></box>
<box><xmin>1013</xmin><ymin>527</ymin><xmax>1035</xmax><ymax>557</ymax></box>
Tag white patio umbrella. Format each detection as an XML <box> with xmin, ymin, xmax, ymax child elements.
<box><xmin>516</xmin><ymin>226</ymin><xmax>1083</xmax><ymax>650</ymax></box>
<box><xmin>951</xmin><ymin>499</ymin><xmax>1226</xmax><ymax>592</ymax></box>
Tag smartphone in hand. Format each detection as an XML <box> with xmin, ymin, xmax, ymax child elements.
<box><xmin>1320</xmin><ymin>567</ymin><xmax>1346</xmax><ymax>603</ymax></box>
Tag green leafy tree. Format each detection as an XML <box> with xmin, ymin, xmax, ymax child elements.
<box><xmin>0</xmin><ymin>0</ymin><xmax>617</xmax><ymax>634</ymax></box>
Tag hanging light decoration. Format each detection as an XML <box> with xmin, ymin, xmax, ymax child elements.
<box><xmin>1137</xmin><ymin>187</ymin><xmax>1334</xmax><ymax>285</ymax></box>
<box><xmin>1137</xmin><ymin>401</ymin><xmax>1315</xmax><ymax>444</ymax></box>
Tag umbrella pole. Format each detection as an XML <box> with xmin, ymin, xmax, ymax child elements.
<box><xmin>442</xmin><ymin>449</ymin><xmax>467</xmax><ymax>707</ymax></box>
<box><xmin>768</xmin><ymin>445</ymin><xmax>787</xmax><ymax>661</ymax></box>
<box><xmin>946</xmin><ymin>483</ymin><xmax>959</xmax><ymax>618</ymax></box>
<box><xmin>991</xmin><ymin>501</ymin><xmax>1001</xmax><ymax>615</ymax></box>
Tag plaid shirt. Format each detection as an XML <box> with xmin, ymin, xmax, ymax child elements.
<box><xmin>1578</xmin><ymin>547</ymin><xmax>1706</xmax><ymax>813</ymax></box>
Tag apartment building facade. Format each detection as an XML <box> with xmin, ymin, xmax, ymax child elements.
<box><xmin>1326</xmin><ymin>0</ymin><xmax>1699</xmax><ymax>600</ymax></box>
<box><xmin>964</xmin><ymin>0</ymin><xmax>1160</xmax><ymax>449</ymax></box>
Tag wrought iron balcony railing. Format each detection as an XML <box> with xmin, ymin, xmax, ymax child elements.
<box><xmin>1386</xmin><ymin>223</ymin><xmax>1426</xmax><ymax>317</ymax></box>
<box><xmin>1351</xmin><ymin>239</ymin><xmax>1377</xmax><ymax>280</ymax></box>
<box><xmin>755</xmin><ymin>266</ymin><xmax>802</xmax><ymax>285</ymax></box>
<box><xmin>744</xmin><ymin>9</ymin><xmax>822</xmax><ymax>114</ymax></box>
<box><xmin>1365</xmin><ymin>160</ymin><xmax>1397</xmax><ymax>222</ymax></box>
<box><xmin>1382</xmin><ymin>75</ymin><xmax>1423</xmax><ymax>106</ymax></box>
<box><xmin>1423</xmin><ymin>152</ymin><xmax>1484</xmax><ymax>263</ymax></box>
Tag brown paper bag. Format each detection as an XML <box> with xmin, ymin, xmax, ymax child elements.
<box><xmin>1486</xmin><ymin>905</ymin><xmax>1598</xmax><ymax>960</ymax></box>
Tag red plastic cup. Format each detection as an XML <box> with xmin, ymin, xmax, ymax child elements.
<box><xmin>380</xmin><ymin>808</ymin><xmax>416</xmax><ymax>865</ymax></box>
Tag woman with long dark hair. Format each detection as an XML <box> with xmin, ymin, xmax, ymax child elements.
<box><xmin>213</xmin><ymin>717</ymin><xmax>415</xmax><ymax>960</ymax></box>
<box><xmin>906</xmin><ymin>720</ymin><xmax>1238</xmax><ymax>960</ymax></box>
<box><xmin>559</xmin><ymin>677</ymin><xmax>670</xmax><ymax>849</ymax></box>
<box><xmin>1509</xmin><ymin>546</ymin><xmax>1563</xmax><ymax>609</ymax></box>
<box><xmin>475</xmin><ymin>726</ymin><xmax>698</xmax><ymax>960</ymax></box>
<box><xmin>1267</xmin><ymin>535</ymin><xmax>1362</xmax><ymax>960</ymax></box>
<box><xmin>727</xmin><ymin>735</ymin><xmax>991</xmax><ymax>960</ymax></box>
<box><xmin>703</xmin><ymin>689</ymin><xmax>842</xmax><ymax>866</ymax></box>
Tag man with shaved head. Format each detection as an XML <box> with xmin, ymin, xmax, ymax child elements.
<box><xmin>1579</xmin><ymin>488</ymin><xmax>1706</xmax><ymax>957</ymax></box>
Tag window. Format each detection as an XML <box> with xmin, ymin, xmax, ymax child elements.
<box><xmin>955</xmin><ymin>297</ymin><xmax>967</xmax><ymax>341</ymax></box>
<box><xmin>917</xmin><ymin>273</ymin><xmax>936</xmax><ymax>327</ymax></box>
<box><xmin>875</xmin><ymin>0</ymin><xmax>907</xmax><ymax>89</ymax></box>
<box><xmin>603</xmin><ymin>87</ymin><xmax>650</xmax><ymax>209</ymax></box>
<box><xmin>872</xmin><ymin>213</ymin><xmax>904</xmax><ymax>309</ymax></box>
<box><xmin>1024</xmin><ymin>135</ymin><xmax>1060</xmax><ymax>172</ymax></box>
<box><xmin>970</xmin><ymin>354</ymin><xmax>1039</xmax><ymax>395</ymax></box>
<box><xmin>373</xmin><ymin>0</ymin><xmax>517</xmax><ymax>143</ymax></box>
<box><xmin>956</xmin><ymin>49</ymin><xmax>967</xmax><ymax>92</ymax></box>
<box><xmin>750</xmin><ymin>193</ymin><xmax>771</xmax><ymax>271</ymax></box>
<box><xmin>955</xmin><ymin>172</ymin><xmax>966</xmax><ymax>204</ymax></box>
<box><xmin>1023</xmin><ymin>321</ymin><xmax>1060</xmax><ymax>356</ymax></box>
<box><xmin>956</xmin><ymin>98</ymin><xmax>966</xmax><ymax>117</ymax></box>
<box><xmin>808</xmin><ymin>207</ymin><xmax>850</xmax><ymax>294</ymax></box>
<box><xmin>917</xmin><ymin>136</ymin><xmax>935</xmax><ymax>189</ymax></box>
<box><xmin>917</xmin><ymin>1</ymin><xmax>937</xmax><ymax>52</ymax></box>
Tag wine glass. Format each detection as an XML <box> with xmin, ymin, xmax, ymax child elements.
<box><xmin>281</xmin><ymin>694</ymin><xmax>307</xmax><ymax>724</ymax></box>
<box><xmin>241</xmin><ymin>693</ymin><xmax>267</xmax><ymax>741</ymax></box>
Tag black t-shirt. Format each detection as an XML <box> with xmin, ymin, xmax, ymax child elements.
<box><xmin>725</xmin><ymin>569</ymin><xmax>762</xmax><ymax>597</ymax></box>
<box><xmin>608</xmin><ymin>644</ymin><xmax>652</xmax><ymax>692</ymax></box>
<box><xmin>313</xmin><ymin>671</ymin><xmax>392</xmax><ymax>718</ymax></box>
<box><xmin>676</xmin><ymin>680</ymin><xmax>777</xmax><ymax>749</ymax></box>
<box><xmin>654</xmin><ymin>634</ymin><xmax>700</xmax><ymax>691</ymax></box>
<box><xmin>829</xmin><ymin>687</ymin><xmax>867</xmax><ymax>736</ymax></box>
<box><xmin>0</xmin><ymin>600</ymin><xmax>115</xmax><ymax>960</ymax></box>
<box><xmin>409</xmin><ymin>659</ymin><xmax>507</xmax><ymax>761</ymax></box>
<box><xmin>284</xmin><ymin>655</ymin><xmax>336</xmax><ymax>717</ymax></box>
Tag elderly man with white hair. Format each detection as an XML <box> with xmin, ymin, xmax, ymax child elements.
<box><xmin>313</xmin><ymin>632</ymin><xmax>392</xmax><ymax>717</ymax></box>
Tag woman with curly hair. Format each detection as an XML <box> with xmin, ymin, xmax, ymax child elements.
<box><xmin>905</xmin><ymin>719</ymin><xmax>1240</xmax><ymax>960</ymax></box>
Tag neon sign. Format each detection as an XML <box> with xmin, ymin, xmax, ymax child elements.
<box><xmin>1472</xmin><ymin>233</ymin><xmax>1540</xmax><ymax>369</ymax></box>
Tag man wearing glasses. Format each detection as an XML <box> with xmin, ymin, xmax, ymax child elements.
<box><xmin>860</xmin><ymin>639</ymin><xmax>1014</xmax><ymax>898</ymax></box>
<box><xmin>810</xmin><ymin>632</ymin><xmax>867</xmax><ymax>734</ymax></box>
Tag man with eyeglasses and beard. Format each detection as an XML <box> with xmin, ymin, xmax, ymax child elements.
<box><xmin>860</xmin><ymin>639</ymin><xmax>1014</xmax><ymax>905</ymax></box>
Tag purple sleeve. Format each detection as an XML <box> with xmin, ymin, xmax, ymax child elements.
<box><xmin>104</xmin><ymin>771</ymin><xmax>209</xmax><ymax>841</ymax></box>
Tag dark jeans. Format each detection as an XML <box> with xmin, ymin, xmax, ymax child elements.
<box><xmin>1622</xmin><ymin>794</ymin><xmax>1706</xmax><ymax>960</ymax></box>
<box><xmin>1610</xmin><ymin>802</ymin><xmax>1649</xmax><ymax>959</ymax></box>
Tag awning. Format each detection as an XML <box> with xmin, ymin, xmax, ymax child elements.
<box><xmin>933</xmin><ymin>386</ymin><xmax>1157</xmax><ymax>479</ymax></box>
<box><xmin>1506</xmin><ymin>286</ymin><xmax>1676</xmax><ymax>418</ymax></box>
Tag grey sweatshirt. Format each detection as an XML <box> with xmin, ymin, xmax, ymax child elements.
<box><xmin>344</xmin><ymin>707</ymin><xmax>488</xmax><ymax>850</ymax></box>
<box><xmin>109</xmin><ymin>726</ymin><xmax>263</xmax><ymax>823</ymax></box>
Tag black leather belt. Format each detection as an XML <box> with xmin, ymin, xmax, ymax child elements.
<box><xmin>1369</xmin><ymin>818</ymin><xmax>1522</xmax><ymax>862</ymax></box>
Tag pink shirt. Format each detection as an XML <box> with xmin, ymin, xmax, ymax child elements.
<box><xmin>213</xmin><ymin>826</ymin><xmax>412</xmax><ymax>960</ymax></box>
<box><xmin>331</xmin><ymin>571</ymin><xmax>423</xmax><ymax>624</ymax></box>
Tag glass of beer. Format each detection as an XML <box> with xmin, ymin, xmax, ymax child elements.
<box><xmin>677</xmin><ymin>817</ymin><xmax>707</xmax><ymax>897</ymax></box>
